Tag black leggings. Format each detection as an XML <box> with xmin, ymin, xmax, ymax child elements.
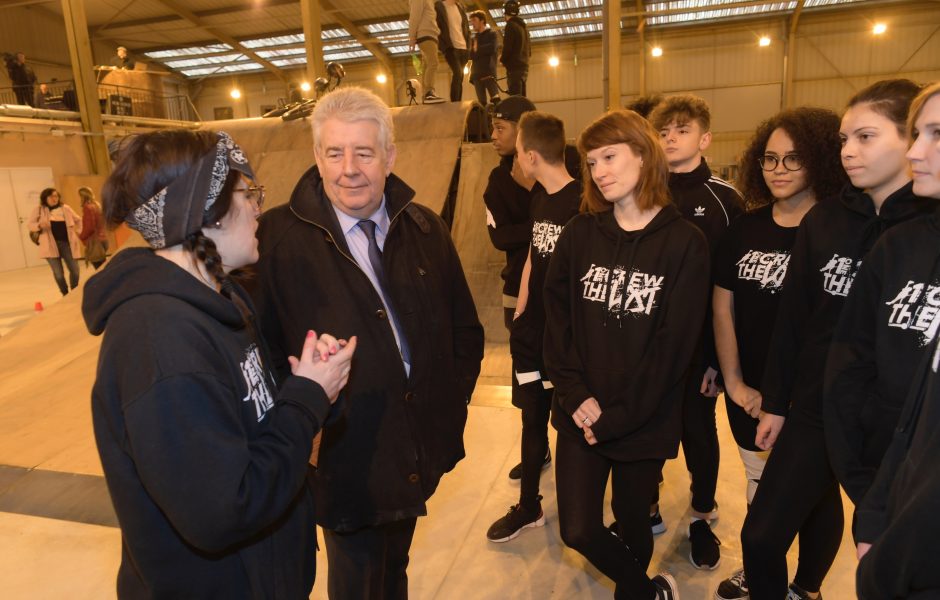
<box><xmin>742</xmin><ymin>415</ymin><xmax>844</xmax><ymax>599</ymax></box>
<box><xmin>653</xmin><ymin>376</ymin><xmax>719</xmax><ymax>513</ymax></box>
<box><xmin>556</xmin><ymin>433</ymin><xmax>664</xmax><ymax>600</ymax></box>
<box><xmin>517</xmin><ymin>380</ymin><xmax>552</xmax><ymax>509</ymax></box>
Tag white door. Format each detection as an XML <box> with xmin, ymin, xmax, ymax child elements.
<box><xmin>0</xmin><ymin>167</ymin><xmax>57</xmax><ymax>271</ymax></box>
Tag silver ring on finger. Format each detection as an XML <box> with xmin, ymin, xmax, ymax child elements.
<box><xmin>582</xmin><ymin>416</ymin><xmax>590</xmax><ymax>425</ymax></box>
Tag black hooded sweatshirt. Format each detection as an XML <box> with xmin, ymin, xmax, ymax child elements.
<box><xmin>855</xmin><ymin>332</ymin><xmax>940</xmax><ymax>598</ymax></box>
<box><xmin>543</xmin><ymin>205</ymin><xmax>709</xmax><ymax>461</ymax></box>
<box><xmin>82</xmin><ymin>248</ymin><xmax>330</xmax><ymax>599</ymax></box>
<box><xmin>761</xmin><ymin>182</ymin><xmax>934</xmax><ymax>424</ymax></box>
<box><xmin>825</xmin><ymin>206</ymin><xmax>940</xmax><ymax>507</ymax></box>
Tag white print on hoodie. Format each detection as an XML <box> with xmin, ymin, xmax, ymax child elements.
<box><xmin>532</xmin><ymin>220</ymin><xmax>564</xmax><ymax>257</ymax></box>
<box><xmin>580</xmin><ymin>264</ymin><xmax>664</xmax><ymax>316</ymax></box>
<box><xmin>886</xmin><ymin>280</ymin><xmax>940</xmax><ymax>349</ymax></box>
<box><xmin>736</xmin><ymin>250</ymin><xmax>790</xmax><ymax>292</ymax></box>
<box><xmin>241</xmin><ymin>343</ymin><xmax>275</xmax><ymax>422</ymax></box>
<box><xmin>820</xmin><ymin>253</ymin><xmax>860</xmax><ymax>297</ymax></box>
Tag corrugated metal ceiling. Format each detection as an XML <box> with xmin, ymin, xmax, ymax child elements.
<box><xmin>45</xmin><ymin>0</ymin><xmax>896</xmax><ymax>78</ymax></box>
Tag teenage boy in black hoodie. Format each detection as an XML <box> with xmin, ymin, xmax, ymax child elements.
<box><xmin>742</xmin><ymin>79</ymin><xmax>932</xmax><ymax>600</ymax></box>
<box><xmin>649</xmin><ymin>95</ymin><xmax>743</xmax><ymax>569</ymax></box>
<box><xmin>486</xmin><ymin>110</ymin><xmax>582</xmax><ymax>543</ymax></box>
<box><xmin>483</xmin><ymin>96</ymin><xmax>581</xmax><ymax>480</ymax></box>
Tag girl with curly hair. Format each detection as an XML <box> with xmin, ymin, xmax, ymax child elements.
<box><xmin>712</xmin><ymin>106</ymin><xmax>846</xmax><ymax>600</ymax></box>
<box><xmin>739</xmin><ymin>79</ymin><xmax>934</xmax><ymax>600</ymax></box>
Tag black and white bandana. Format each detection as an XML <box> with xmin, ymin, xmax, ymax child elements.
<box><xmin>126</xmin><ymin>131</ymin><xmax>255</xmax><ymax>248</ymax></box>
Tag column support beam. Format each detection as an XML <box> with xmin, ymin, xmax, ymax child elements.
<box><xmin>602</xmin><ymin>0</ymin><xmax>621</xmax><ymax>110</ymax></box>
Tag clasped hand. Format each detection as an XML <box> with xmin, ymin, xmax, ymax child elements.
<box><xmin>289</xmin><ymin>330</ymin><xmax>357</xmax><ymax>403</ymax></box>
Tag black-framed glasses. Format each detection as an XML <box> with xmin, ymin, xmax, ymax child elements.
<box><xmin>759</xmin><ymin>154</ymin><xmax>803</xmax><ymax>172</ymax></box>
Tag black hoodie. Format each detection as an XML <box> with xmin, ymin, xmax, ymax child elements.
<box><xmin>856</xmin><ymin>334</ymin><xmax>940</xmax><ymax>598</ymax></box>
<box><xmin>825</xmin><ymin>206</ymin><xmax>940</xmax><ymax>507</ymax></box>
<box><xmin>82</xmin><ymin>248</ymin><xmax>330</xmax><ymax>599</ymax></box>
<box><xmin>761</xmin><ymin>182</ymin><xmax>934</xmax><ymax>423</ymax></box>
<box><xmin>543</xmin><ymin>204</ymin><xmax>709</xmax><ymax>461</ymax></box>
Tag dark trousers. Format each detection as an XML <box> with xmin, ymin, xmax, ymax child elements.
<box><xmin>14</xmin><ymin>85</ymin><xmax>34</xmax><ymax>106</ymax></box>
<box><xmin>47</xmin><ymin>239</ymin><xmax>80</xmax><ymax>295</ymax></box>
<box><xmin>516</xmin><ymin>380</ymin><xmax>552</xmax><ymax>509</ymax></box>
<box><xmin>473</xmin><ymin>75</ymin><xmax>500</xmax><ymax>106</ymax></box>
<box><xmin>653</xmin><ymin>375</ymin><xmax>719</xmax><ymax>513</ymax></box>
<box><xmin>323</xmin><ymin>518</ymin><xmax>418</xmax><ymax>600</ymax></box>
<box><xmin>556</xmin><ymin>433</ymin><xmax>664</xmax><ymax>600</ymax></box>
<box><xmin>443</xmin><ymin>48</ymin><xmax>469</xmax><ymax>102</ymax></box>
<box><xmin>742</xmin><ymin>416</ymin><xmax>844</xmax><ymax>599</ymax></box>
<box><xmin>506</xmin><ymin>67</ymin><xmax>528</xmax><ymax>97</ymax></box>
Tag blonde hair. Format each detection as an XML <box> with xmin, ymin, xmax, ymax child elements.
<box><xmin>908</xmin><ymin>81</ymin><xmax>940</xmax><ymax>139</ymax></box>
<box><xmin>78</xmin><ymin>186</ymin><xmax>100</xmax><ymax>208</ymax></box>
<box><xmin>311</xmin><ymin>86</ymin><xmax>395</xmax><ymax>153</ymax></box>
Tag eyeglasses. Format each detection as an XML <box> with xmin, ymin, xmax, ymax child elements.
<box><xmin>759</xmin><ymin>154</ymin><xmax>803</xmax><ymax>172</ymax></box>
<box><xmin>235</xmin><ymin>185</ymin><xmax>265</xmax><ymax>209</ymax></box>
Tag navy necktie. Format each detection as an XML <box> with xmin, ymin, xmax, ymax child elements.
<box><xmin>358</xmin><ymin>219</ymin><xmax>411</xmax><ymax>364</ymax></box>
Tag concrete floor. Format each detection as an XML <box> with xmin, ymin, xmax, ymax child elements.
<box><xmin>0</xmin><ymin>264</ymin><xmax>859</xmax><ymax>600</ymax></box>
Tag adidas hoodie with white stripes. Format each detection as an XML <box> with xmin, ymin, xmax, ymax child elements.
<box><xmin>669</xmin><ymin>158</ymin><xmax>744</xmax><ymax>370</ymax></box>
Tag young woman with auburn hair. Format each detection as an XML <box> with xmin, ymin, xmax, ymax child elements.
<box><xmin>543</xmin><ymin>109</ymin><xmax>709</xmax><ymax>600</ymax></box>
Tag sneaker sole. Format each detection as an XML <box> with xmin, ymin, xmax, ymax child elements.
<box><xmin>714</xmin><ymin>590</ymin><xmax>748</xmax><ymax>600</ymax></box>
<box><xmin>652</xmin><ymin>521</ymin><xmax>667</xmax><ymax>535</ymax></box>
<box><xmin>423</xmin><ymin>99</ymin><xmax>445</xmax><ymax>104</ymax></box>
<box><xmin>688</xmin><ymin>550</ymin><xmax>721</xmax><ymax>570</ymax></box>
<box><xmin>658</xmin><ymin>573</ymin><xmax>680</xmax><ymax>600</ymax></box>
<box><xmin>487</xmin><ymin>514</ymin><xmax>546</xmax><ymax>543</ymax></box>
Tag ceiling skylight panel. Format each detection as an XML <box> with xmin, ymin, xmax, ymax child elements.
<box><xmin>366</xmin><ymin>21</ymin><xmax>409</xmax><ymax>34</ymax></box>
<box><xmin>241</xmin><ymin>34</ymin><xmax>305</xmax><ymax>48</ymax></box>
<box><xmin>145</xmin><ymin>44</ymin><xmax>233</xmax><ymax>59</ymax></box>
<box><xmin>321</xmin><ymin>50</ymin><xmax>374</xmax><ymax>60</ymax></box>
<box><xmin>164</xmin><ymin>54</ymin><xmax>247</xmax><ymax>68</ymax></box>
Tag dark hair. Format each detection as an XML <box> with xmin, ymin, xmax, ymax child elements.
<box><xmin>846</xmin><ymin>79</ymin><xmax>923</xmax><ymax>136</ymax></box>
<box><xmin>469</xmin><ymin>10</ymin><xmax>486</xmax><ymax>22</ymax></box>
<box><xmin>625</xmin><ymin>94</ymin><xmax>663</xmax><ymax>120</ymax></box>
<box><xmin>518</xmin><ymin>111</ymin><xmax>566</xmax><ymax>165</ymax></box>
<box><xmin>39</xmin><ymin>187</ymin><xmax>60</xmax><ymax>208</ymax></box>
<box><xmin>650</xmin><ymin>94</ymin><xmax>711</xmax><ymax>132</ymax></box>
<box><xmin>577</xmin><ymin>109</ymin><xmax>671</xmax><ymax>213</ymax></box>
<box><xmin>738</xmin><ymin>107</ymin><xmax>847</xmax><ymax>210</ymax></box>
<box><xmin>102</xmin><ymin>129</ymin><xmax>238</xmax><ymax>293</ymax></box>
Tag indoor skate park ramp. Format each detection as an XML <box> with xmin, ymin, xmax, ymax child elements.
<box><xmin>0</xmin><ymin>100</ymin><xmax>504</xmax><ymax>483</ymax></box>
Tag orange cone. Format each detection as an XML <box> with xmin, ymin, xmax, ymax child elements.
<box><xmin>34</xmin><ymin>301</ymin><xmax>43</xmax><ymax>312</ymax></box>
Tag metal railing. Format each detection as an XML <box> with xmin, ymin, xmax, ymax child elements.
<box><xmin>0</xmin><ymin>79</ymin><xmax>200</xmax><ymax>122</ymax></box>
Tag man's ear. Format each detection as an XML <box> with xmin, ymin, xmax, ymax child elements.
<box><xmin>699</xmin><ymin>131</ymin><xmax>713</xmax><ymax>152</ymax></box>
<box><xmin>385</xmin><ymin>143</ymin><xmax>397</xmax><ymax>175</ymax></box>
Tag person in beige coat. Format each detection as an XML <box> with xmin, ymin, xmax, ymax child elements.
<box><xmin>28</xmin><ymin>187</ymin><xmax>83</xmax><ymax>295</ymax></box>
<box><xmin>408</xmin><ymin>0</ymin><xmax>444</xmax><ymax>104</ymax></box>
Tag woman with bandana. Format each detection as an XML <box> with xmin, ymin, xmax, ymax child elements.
<box><xmin>82</xmin><ymin>129</ymin><xmax>356</xmax><ymax>598</ymax></box>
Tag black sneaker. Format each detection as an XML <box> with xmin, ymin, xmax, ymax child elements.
<box><xmin>651</xmin><ymin>510</ymin><xmax>667</xmax><ymax>535</ymax></box>
<box><xmin>688</xmin><ymin>519</ymin><xmax>721</xmax><ymax>569</ymax></box>
<box><xmin>715</xmin><ymin>569</ymin><xmax>748</xmax><ymax>600</ymax></box>
<box><xmin>508</xmin><ymin>448</ymin><xmax>551</xmax><ymax>480</ymax></box>
<box><xmin>786</xmin><ymin>583</ymin><xmax>821</xmax><ymax>600</ymax></box>
<box><xmin>423</xmin><ymin>90</ymin><xmax>445</xmax><ymax>104</ymax></box>
<box><xmin>486</xmin><ymin>500</ymin><xmax>545</xmax><ymax>542</ymax></box>
<box><xmin>652</xmin><ymin>572</ymin><xmax>680</xmax><ymax>600</ymax></box>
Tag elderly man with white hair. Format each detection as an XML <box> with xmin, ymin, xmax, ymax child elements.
<box><xmin>253</xmin><ymin>86</ymin><xmax>484</xmax><ymax>600</ymax></box>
